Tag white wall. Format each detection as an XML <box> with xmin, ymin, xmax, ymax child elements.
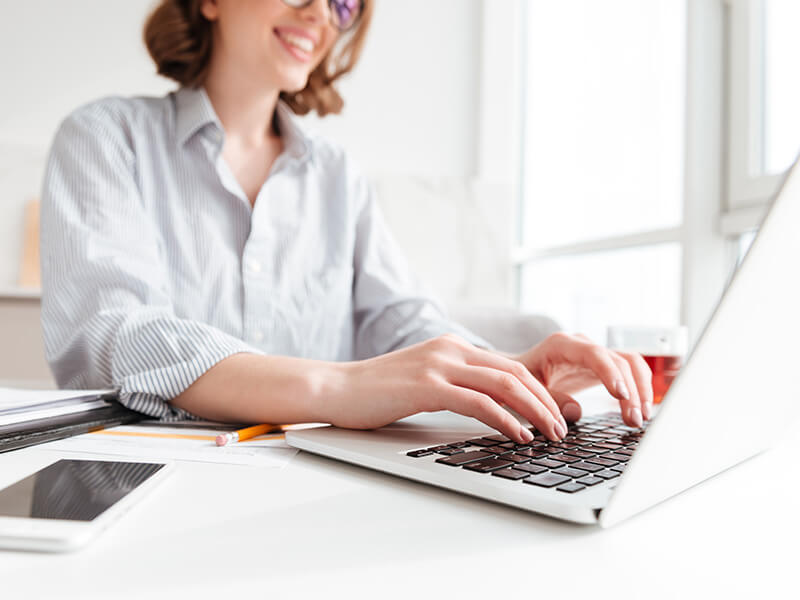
<box><xmin>0</xmin><ymin>0</ymin><xmax>513</xmax><ymax>308</ymax></box>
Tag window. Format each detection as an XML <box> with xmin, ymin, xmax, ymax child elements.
<box><xmin>725</xmin><ymin>0</ymin><xmax>800</xmax><ymax>229</ymax></box>
<box><xmin>516</xmin><ymin>0</ymin><xmax>686</xmax><ymax>344</ymax></box>
<box><xmin>514</xmin><ymin>0</ymin><xmax>800</xmax><ymax>345</ymax></box>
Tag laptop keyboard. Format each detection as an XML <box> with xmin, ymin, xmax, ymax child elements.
<box><xmin>405</xmin><ymin>412</ymin><xmax>648</xmax><ymax>494</ymax></box>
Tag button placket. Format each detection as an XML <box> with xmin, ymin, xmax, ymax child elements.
<box><xmin>241</xmin><ymin>237</ymin><xmax>272</xmax><ymax>347</ymax></box>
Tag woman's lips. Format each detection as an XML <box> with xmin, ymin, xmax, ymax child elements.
<box><xmin>274</xmin><ymin>28</ymin><xmax>314</xmax><ymax>62</ymax></box>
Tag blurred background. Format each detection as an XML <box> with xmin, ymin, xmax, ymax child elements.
<box><xmin>0</xmin><ymin>0</ymin><xmax>798</xmax><ymax>386</ymax></box>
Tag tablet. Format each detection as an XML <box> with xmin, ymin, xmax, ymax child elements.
<box><xmin>0</xmin><ymin>458</ymin><xmax>171</xmax><ymax>552</ymax></box>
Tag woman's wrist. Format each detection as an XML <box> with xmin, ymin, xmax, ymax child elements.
<box><xmin>305</xmin><ymin>359</ymin><xmax>355</xmax><ymax>425</ymax></box>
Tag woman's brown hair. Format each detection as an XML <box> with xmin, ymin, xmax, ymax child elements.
<box><xmin>143</xmin><ymin>0</ymin><xmax>373</xmax><ymax>117</ymax></box>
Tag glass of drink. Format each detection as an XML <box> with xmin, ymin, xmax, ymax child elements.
<box><xmin>607</xmin><ymin>326</ymin><xmax>689</xmax><ymax>404</ymax></box>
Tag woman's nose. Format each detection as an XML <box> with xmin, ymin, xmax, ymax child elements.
<box><xmin>297</xmin><ymin>0</ymin><xmax>330</xmax><ymax>25</ymax></box>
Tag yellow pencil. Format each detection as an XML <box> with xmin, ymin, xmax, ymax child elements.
<box><xmin>215</xmin><ymin>424</ymin><xmax>282</xmax><ymax>446</ymax></box>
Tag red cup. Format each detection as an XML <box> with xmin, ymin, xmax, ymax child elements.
<box><xmin>607</xmin><ymin>326</ymin><xmax>688</xmax><ymax>405</ymax></box>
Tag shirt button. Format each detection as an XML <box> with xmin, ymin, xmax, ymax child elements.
<box><xmin>252</xmin><ymin>331</ymin><xmax>264</xmax><ymax>343</ymax></box>
<box><xmin>247</xmin><ymin>259</ymin><xmax>262</xmax><ymax>273</ymax></box>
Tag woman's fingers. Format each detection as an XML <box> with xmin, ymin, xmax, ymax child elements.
<box><xmin>608</xmin><ymin>353</ymin><xmax>644</xmax><ymax>427</ymax></box>
<box><xmin>445</xmin><ymin>386</ymin><xmax>535</xmax><ymax>444</ymax></box>
<box><xmin>448</xmin><ymin>365</ymin><xmax>566</xmax><ymax>441</ymax></box>
<box><xmin>549</xmin><ymin>337</ymin><xmax>646</xmax><ymax>426</ymax></box>
<box><xmin>460</xmin><ymin>346</ymin><xmax>567</xmax><ymax>431</ymax></box>
<box><xmin>615</xmin><ymin>350</ymin><xmax>654</xmax><ymax>420</ymax></box>
<box><xmin>550</xmin><ymin>390</ymin><xmax>582</xmax><ymax>423</ymax></box>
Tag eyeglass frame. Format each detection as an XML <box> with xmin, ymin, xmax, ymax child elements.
<box><xmin>280</xmin><ymin>0</ymin><xmax>365</xmax><ymax>33</ymax></box>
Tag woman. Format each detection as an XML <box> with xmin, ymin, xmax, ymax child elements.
<box><xmin>41</xmin><ymin>0</ymin><xmax>652</xmax><ymax>445</ymax></box>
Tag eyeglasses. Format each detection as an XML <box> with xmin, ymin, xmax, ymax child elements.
<box><xmin>281</xmin><ymin>0</ymin><xmax>364</xmax><ymax>32</ymax></box>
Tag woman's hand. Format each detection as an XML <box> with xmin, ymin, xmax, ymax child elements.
<box><xmin>512</xmin><ymin>332</ymin><xmax>654</xmax><ymax>428</ymax></box>
<box><xmin>327</xmin><ymin>334</ymin><xmax>570</xmax><ymax>444</ymax></box>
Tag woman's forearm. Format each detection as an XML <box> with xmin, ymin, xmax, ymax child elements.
<box><xmin>170</xmin><ymin>353</ymin><xmax>348</xmax><ymax>424</ymax></box>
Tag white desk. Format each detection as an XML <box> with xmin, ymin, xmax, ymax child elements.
<box><xmin>1</xmin><ymin>394</ymin><xmax>797</xmax><ymax>599</ymax></box>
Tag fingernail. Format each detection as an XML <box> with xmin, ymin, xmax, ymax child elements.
<box><xmin>628</xmin><ymin>407</ymin><xmax>643</xmax><ymax>428</ymax></box>
<box><xmin>554</xmin><ymin>421</ymin><xmax>567</xmax><ymax>439</ymax></box>
<box><xmin>562</xmin><ymin>402</ymin><xmax>581</xmax><ymax>422</ymax></box>
<box><xmin>642</xmin><ymin>401</ymin><xmax>652</xmax><ymax>421</ymax></box>
<box><xmin>615</xmin><ymin>380</ymin><xmax>630</xmax><ymax>400</ymax></box>
<box><xmin>520</xmin><ymin>427</ymin><xmax>534</xmax><ymax>443</ymax></box>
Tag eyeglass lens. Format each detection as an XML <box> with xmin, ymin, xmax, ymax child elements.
<box><xmin>282</xmin><ymin>0</ymin><xmax>362</xmax><ymax>32</ymax></box>
<box><xmin>330</xmin><ymin>0</ymin><xmax>361</xmax><ymax>31</ymax></box>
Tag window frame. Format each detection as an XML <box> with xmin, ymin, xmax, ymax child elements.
<box><xmin>493</xmin><ymin>0</ymin><xmax>737</xmax><ymax>345</ymax></box>
<box><xmin>725</xmin><ymin>0</ymin><xmax>784</xmax><ymax>232</ymax></box>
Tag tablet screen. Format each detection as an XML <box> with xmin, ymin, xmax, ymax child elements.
<box><xmin>0</xmin><ymin>459</ymin><xmax>165</xmax><ymax>521</ymax></box>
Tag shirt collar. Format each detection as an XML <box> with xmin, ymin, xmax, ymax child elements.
<box><xmin>174</xmin><ymin>86</ymin><xmax>221</xmax><ymax>147</ymax></box>
<box><xmin>174</xmin><ymin>86</ymin><xmax>312</xmax><ymax>164</ymax></box>
<box><xmin>274</xmin><ymin>99</ymin><xmax>313</xmax><ymax>164</ymax></box>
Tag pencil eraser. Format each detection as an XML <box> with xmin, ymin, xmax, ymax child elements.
<box><xmin>215</xmin><ymin>433</ymin><xmax>228</xmax><ymax>446</ymax></box>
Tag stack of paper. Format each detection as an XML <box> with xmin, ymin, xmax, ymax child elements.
<box><xmin>0</xmin><ymin>388</ymin><xmax>115</xmax><ymax>426</ymax></box>
<box><xmin>0</xmin><ymin>388</ymin><xmax>140</xmax><ymax>453</ymax></box>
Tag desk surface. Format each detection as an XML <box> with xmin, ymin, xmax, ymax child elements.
<box><xmin>1</xmin><ymin>393</ymin><xmax>796</xmax><ymax>599</ymax></box>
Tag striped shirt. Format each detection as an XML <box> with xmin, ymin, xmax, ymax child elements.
<box><xmin>40</xmin><ymin>86</ymin><xmax>485</xmax><ymax>420</ymax></box>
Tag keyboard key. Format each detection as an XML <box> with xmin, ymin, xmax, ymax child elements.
<box><xmin>516</xmin><ymin>449</ymin><xmax>549</xmax><ymax>459</ymax></box>
<box><xmin>529</xmin><ymin>458</ymin><xmax>565</xmax><ymax>469</ymax></box>
<box><xmin>613</xmin><ymin>425</ymin><xmax>642</xmax><ymax>432</ymax></box>
<box><xmin>463</xmin><ymin>457</ymin><xmax>514</xmax><ymax>473</ymax></box>
<box><xmin>406</xmin><ymin>449</ymin><xmax>433</xmax><ymax>457</ymax></box>
<box><xmin>576</xmin><ymin>475</ymin><xmax>604</xmax><ymax>486</ymax></box>
<box><xmin>552</xmin><ymin>467</ymin><xmax>587</xmax><ymax>478</ymax></box>
<box><xmin>437</xmin><ymin>448</ymin><xmax>465</xmax><ymax>455</ymax></box>
<box><xmin>610</xmin><ymin>465</ymin><xmax>626</xmax><ymax>473</ymax></box>
<box><xmin>515</xmin><ymin>463</ymin><xmax>548</xmax><ymax>475</ymax></box>
<box><xmin>523</xmin><ymin>473</ymin><xmax>571</xmax><ymax>488</ymax></box>
<box><xmin>595</xmin><ymin>469</ymin><xmax>620</xmax><ymax>480</ymax></box>
<box><xmin>550</xmin><ymin>442</ymin><xmax>579</xmax><ymax>450</ymax></box>
<box><xmin>498</xmin><ymin>442</ymin><xmax>517</xmax><ymax>449</ymax></box>
<box><xmin>576</xmin><ymin>426</ymin><xmax>603</xmax><ymax>432</ymax></box>
<box><xmin>492</xmin><ymin>468</ymin><xmax>530</xmax><ymax>481</ymax></box>
<box><xmin>578</xmin><ymin>436</ymin><xmax>604</xmax><ymax>443</ymax></box>
<box><xmin>449</xmin><ymin>441</ymin><xmax>471</xmax><ymax>448</ymax></box>
<box><xmin>482</xmin><ymin>434</ymin><xmax>512</xmax><ymax>443</ymax></box>
<box><xmin>580</xmin><ymin>446</ymin><xmax>611</xmax><ymax>454</ymax></box>
<box><xmin>585</xmin><ymin>456</ymin><xmax>619</xmax><ymax>467</ymax></box>
<box><xmin>435</xmin><ymin>450</ymin><xmax>492</xmax><ymax>466</ymax></box>
<box><xmin>617</xmin><ymin>435</ymin><xmax>639</xmax><ymax>444</ymax></box>
<box><xmin>592</xmin><ymin>442</ymin><xmax>624</xmax><ymax>450</ymax></box>
<box><xmin>571</xmin><ymin>461</ymin><xmax>604</xmax><ymax>473</ymax></box>
<box><xmin>467</xmin><ymin>438</ymin><xmax>497</xmax><ymax>447</ymax></box>
<box><xmin>564</xmin><ymin>449</ymin><xmax>594</xmax><ymax>459</ymax></box>
<box><xmin>557</xmin><ymin>482</ymin><xmax>587</xmax><ymax>494</ymax></box>
<box><xmin>549</xmin><ymin>453</ymin><xmax>580</xmax><ymax>464</ymax></box>
<box><xmin>603</xmin><ymin>453</ymin><xmax>630</xmax><ymax>462</ymax></box>
<box><xmin>485</xmin><ymin>446</ymin><xmax>513</xmax><ymax>455</ymax></box>
<box><xmin>542</xmin><ymin>446</ymin><xmax>565</xmax><ymax>455</ymax></box>
<box><xmin>426</xmin><ymin>445</ymin><xmax>450</xmax><ymax>452</ymax></box>
<box><xmin>615</xmin><ymin>448</ymin><xmax>635</xmax><ymax>456</ymax></box>
<box><xmin>502</xmin><ymin>453</ymin><xmax>532</xmax><ymax>464</ymax></box>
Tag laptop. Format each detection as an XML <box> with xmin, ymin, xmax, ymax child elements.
<box><xmin>287</xmin><ymin>157</ymin><xmax>800</xmax><ymax>527</ymax></box>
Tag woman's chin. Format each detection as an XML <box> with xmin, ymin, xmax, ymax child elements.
<box><xmin>277</xmin><ymin>73</ymin><xmax>311</xmax><ymax>95</ymax></box>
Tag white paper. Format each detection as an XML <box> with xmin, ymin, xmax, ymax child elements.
<box><xmin>41</xmin><ymin>424</ymin><xmax>298</xmax><ymax>468</ymax></box>
<box><xmin>0</xmin><ymin>387</ymin><xmax>115</xmax><ymax>410</ymax></box>
<box><xmin>0</xmin><ymin>399</ymin><xmax>109</xmax><ymax>426</ymax></box>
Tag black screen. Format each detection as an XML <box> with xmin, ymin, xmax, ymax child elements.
<box><xmin>0</xmin><ymin>459</ymin><xmax>164</xmax><ymax>521</ymax></box>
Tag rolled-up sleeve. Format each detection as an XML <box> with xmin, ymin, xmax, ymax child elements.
<box><xmin>351</xmin><ymin>173</ymin><xmax>490</xmax><ymax>359</ymax></box>
<box><xmin>40</xmin><ymin>108</ymin><xmax>262</xmax><ymax>419</ymax></box>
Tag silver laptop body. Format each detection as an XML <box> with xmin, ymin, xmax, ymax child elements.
<box><xmin>287</xmin><ymin>158</ymin><xmax>800</xmax><ymax>526</ymax></box>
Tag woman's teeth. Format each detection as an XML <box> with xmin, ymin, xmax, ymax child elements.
<box><xmin>278</xmin><ymin>31</ymin><xmax>314</xmax><ymax>53</ymax></box>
